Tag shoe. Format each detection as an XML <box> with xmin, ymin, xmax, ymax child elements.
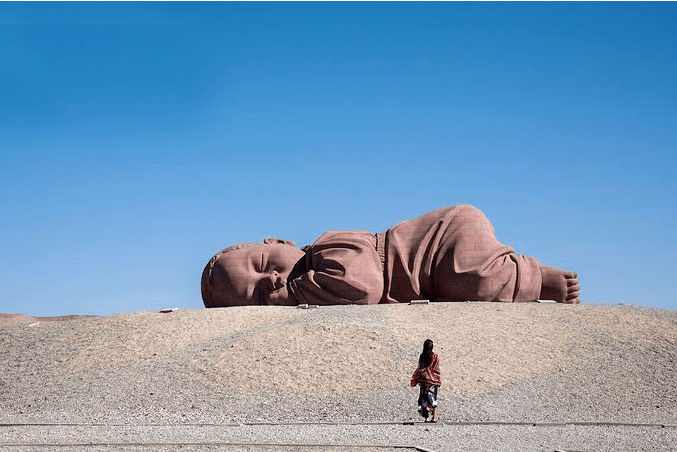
<box><xmin>418</xmin><ymin>407</ymin><xmax>427</xmax><ymax>419</ymax></box>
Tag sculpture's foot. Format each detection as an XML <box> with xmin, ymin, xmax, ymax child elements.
<box><xmin>539</xmin><ymin>265</ymin><xmax>580</xmax><ymax>304</ymax></box>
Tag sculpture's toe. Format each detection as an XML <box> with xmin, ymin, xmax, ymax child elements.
<box><xmin>565</xmin><ymin>272</ymin><xmax>580</xmax><ymax>304</ymax></box>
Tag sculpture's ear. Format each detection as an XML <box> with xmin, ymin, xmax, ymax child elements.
<box><xmin>263</xmin><ymin>237</ymin><xmax>296</xmax><ymax>247</ymax></box>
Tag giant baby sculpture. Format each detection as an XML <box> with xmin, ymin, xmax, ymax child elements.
<box><xmin>201</xmin><ymin>205</ymin><xmax>580</xmax><ymax>307</ymax></box>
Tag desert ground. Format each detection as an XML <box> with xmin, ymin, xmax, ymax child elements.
<box><xmin>1</xmin><ymin>302</ymin><xmax>675</xmax><ymax>451</ymax></box>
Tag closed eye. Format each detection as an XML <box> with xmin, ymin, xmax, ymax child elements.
<box><xmin>261</xmin><ymin>252</ymin><xmax>268</xmax><ymax>272</ymax></box>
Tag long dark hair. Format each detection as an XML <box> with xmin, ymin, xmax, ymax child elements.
<box><xmin>418</xmin><ymin>339</ymin><xmax>434</xmax><ymax>369</ymax></box>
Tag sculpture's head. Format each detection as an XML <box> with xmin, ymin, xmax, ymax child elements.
<box><xmin>201</xmin><ymin>238</ymin><xmax>305</xmax><ymax>307</ymax></box>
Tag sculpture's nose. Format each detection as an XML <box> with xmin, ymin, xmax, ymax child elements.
<box><xmin>269</xmin><ymin>271</ymin><xmax>285</xmax><ymax>290</ymax></box>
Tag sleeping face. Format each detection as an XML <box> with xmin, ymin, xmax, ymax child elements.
<box><xmin>207</xmin><ymin>242</ymin><xmax>305</xmax><ymax>306</ymax></box>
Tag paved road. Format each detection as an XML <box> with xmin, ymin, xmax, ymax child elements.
<box><xmin>1</xmin><ymin>422</ymin><xmax>675</xmax><ymax>451</ymax></box>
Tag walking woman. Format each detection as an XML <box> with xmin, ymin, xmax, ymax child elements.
<box><xmin>410</xmin><ymin>339</ymin><xmax>441</xmax><ymax>422</ymax></box>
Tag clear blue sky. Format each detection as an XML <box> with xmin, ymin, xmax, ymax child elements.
<box><xmin>1</xmin><ymin>2</ymin><xmax>675</xmax><ymax>316</ymax></box>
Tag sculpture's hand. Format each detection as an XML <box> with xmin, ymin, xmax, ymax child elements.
<box><xmin>266</xmin><ymin>285</ymin><xmax>297</xmax><ymax>306</ymax></box>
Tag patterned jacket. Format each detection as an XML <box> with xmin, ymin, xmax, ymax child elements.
<box><xmin>410</xmin><ymin>352</ymin><xmax>441</xmax><ymax>387</ymax></box>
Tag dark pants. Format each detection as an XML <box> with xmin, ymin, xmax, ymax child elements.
<box><xmin>417</xmin><ymin>384</ymin><xmax>439</xmax><ymax>417</ymax></box>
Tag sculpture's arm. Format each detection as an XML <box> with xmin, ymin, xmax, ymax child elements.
<box><xmin>288</xmin><ymin>269</ymin><xmax>382</xmax><ymax>305</ymax></box>
<box><xmin>287</xmin><ymin>241</ymin><xmax>384</xmax><ymax>305</ymax></box>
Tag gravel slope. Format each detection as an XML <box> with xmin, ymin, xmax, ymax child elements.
<box><xmin>1</xmin><ymin>303</ymin><xmax>676</xmax><ymax>450</ymax></box>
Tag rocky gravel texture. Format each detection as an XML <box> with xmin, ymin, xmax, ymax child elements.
<box><xmin>1</xmin><ymin>303</ymin><xmax>675</xmax><ymax>451</ymax></box>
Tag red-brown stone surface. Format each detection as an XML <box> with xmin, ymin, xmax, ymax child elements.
<box><xmin>202</xmin><ymin>206</ymin><xmax>579</xmax><ymax>307</ymax></box>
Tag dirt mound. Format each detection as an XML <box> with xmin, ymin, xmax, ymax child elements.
<box><xmin>1</xmin><ymin>303</ymin><xmax>675</xmax><ymax>425</ymax></box>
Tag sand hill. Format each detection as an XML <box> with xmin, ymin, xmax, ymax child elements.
<box><xmin>1</xmin><ymin>302</ymin><xmax>676</xmax><ymax>430</ymax></box>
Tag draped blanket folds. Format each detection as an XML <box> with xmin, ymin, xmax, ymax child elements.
<box><xmin>289</xmin><ymin>205</ymin><xmax>542</xmax><ymax>305</ymax></box>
